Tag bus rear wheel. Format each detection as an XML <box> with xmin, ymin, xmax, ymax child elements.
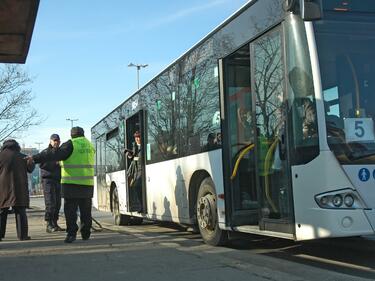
<box><xmin>112</xmin><ymin>188</ymin><xmax>131</xmax><ymax>226</ymax></box>
<box><xmin>196</xmin><ymin>178</ymin><xmax>228</xmax><ymax>246</ymax></box>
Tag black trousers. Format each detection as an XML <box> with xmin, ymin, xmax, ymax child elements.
<box><xmin>0</xmin><ymin>207</ymin><xmax>28</xmax><ymax>240</ymax></box>
<box><xmin>64</xmin><ymin>198</ymin><xmax>92</xmax><ymax>237</ymax></box>
<box><xmin>129</xmin><ymin>176</ymin><xmax>142</xmax><ymax>211</ymax></box>
<box><xmin>42</xmin><ymin>178</ymin><xmax>61</xmax><ymax>226</ymax></box>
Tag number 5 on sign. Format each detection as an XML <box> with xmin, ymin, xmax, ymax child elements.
<box><xmin>344</xmin><ymin>118</ymin><xmax>375</xmax><ymax>142</ymax></box>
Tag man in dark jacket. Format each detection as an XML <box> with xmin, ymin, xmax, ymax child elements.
<box><xmin>0</xmin><ymin>139</ymin><xmax>35</xmax><ymax>241</ymax></box>
<box><xmin>40</xmin><ymin>133</ymin><xmax>64</xmax><ymax>233</ymax></box>
<box><xmin>30</xmin><ymin>127</ymin><xmax>95</xmax><ymax>243</ymax></box>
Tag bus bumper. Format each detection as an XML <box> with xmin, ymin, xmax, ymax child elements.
<box><xmin>295</xmin><ymin>208</ymin><xmax>374</xmax><ymax>240</ymax></box>
<box><xmin>364</xmin><ymin>209</ymin><xmax>375</xmax><ymax>232</ymax></box>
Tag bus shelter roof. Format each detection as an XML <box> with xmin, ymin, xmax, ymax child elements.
<box><xmin>0</xmin><ymin>0</ymin><xmax>39</xmax><ymax>63</ymax></box>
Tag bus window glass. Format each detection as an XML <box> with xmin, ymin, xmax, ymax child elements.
<box><xmin>146</xmin><ymin>67</ymin><xmax>179</xmax><ymax>163</ymax></box>
<box><xmin>105</xmin><ymin>128</ymin><xmax>124</xmax><ymax>172</ymax></box>
<box><xmin>179</xmin><ymin>44</ymin><xmax>221</xmax><ymax>156</ymax></box>
<box><xmin>96</xmin><ymin>134</ymin><xmax>107</xmax><ymax>210</ymax></box>
<box><xmin>314</xmin><ymin>14</ymin><xmax>375</xmax><ymax>164</ymax></box>
<box><xmin>254</xmin><ymin>29</ymin><xmax>292</xmax><ymax>221</ymax></box>
<box><xmin>224</xmin><ymin>44</ymin><xmax>257</xmax><ymax>211</ymax></box>
<box><xmin>323</xmin><ymin>0</ymin><xmax>375</xmax><ymax>13</ymax></box>
<box><xmin>285</xmin><ymin>15</ymin><xmax>319</xmax><ymax>165</ymax></box>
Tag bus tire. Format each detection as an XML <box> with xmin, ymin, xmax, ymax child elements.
<box><xmin>196</xmin><ymin>178</ymin><xmax>228</xmax><ymax>246</ymax></box>
<box><xmin>112</xmin><ymin>188</ymin><xmax>131</xmax><ymax>226</ymax></box>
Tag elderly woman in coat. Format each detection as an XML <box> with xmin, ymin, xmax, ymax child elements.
<box><xmin>0</xmin><ymin>139</ymin><xmax>35</xmax><ymax>241</ymax></box>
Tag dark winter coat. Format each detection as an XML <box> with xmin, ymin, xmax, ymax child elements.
<box><xmin>0</xmin><ymin>139</ymin><xmax>35</xmax><ymax>209</ymax></box>
<box><xmin>128</xmin><ymin>143</ymin><xmax>142</xmax><ymax>179</ymax></box>
<box><xmin>33</xmin><ymin>138</ymin><xmax>93</xmax><ymax>199</ymax></box>
<box><xmin>40</xmin><ymin>144</ymin><xmax>61</xmax><ymax>181</ymax></box>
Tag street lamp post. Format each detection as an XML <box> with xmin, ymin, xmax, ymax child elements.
<box><xmin>66</xmin><ymin>118</ymin><xmax>78</xmax><ymax>128</ymax></box>
<box><xmin>128</xmin><ymin>63</ymin><xmax>148</xmax><ymax>89</ymax></box>
<box><xmin>35</xmin><ymin>142</ymin><xmax>43</xmax><ymax>152</ymax></box>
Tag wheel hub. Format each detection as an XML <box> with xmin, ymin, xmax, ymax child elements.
<box><xmin>197</xmin><ymin>194</ymin><xmax>216</xmax><ymax>230</ymax></box>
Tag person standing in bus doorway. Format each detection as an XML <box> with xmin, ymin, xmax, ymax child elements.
<box><xmin>126</xmin><ymin>131</ymin><xmax>142</xmax><ymax>212</ymax></box>
<box><xmin>40</xmin><ymin>134</ymin><xmax>64</xmax><ymax>233</ymax></box>
<box><xmin>29</xmin><ymin>127</ymin><xmax>95</xmax><ymax>243</ymax></box>
<box><xmin>0</xmin><ymin>139</ymin><xmax>35</xmax><ymax>241</ymax></box>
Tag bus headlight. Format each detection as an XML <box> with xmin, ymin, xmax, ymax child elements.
<box><xmin>320</xmin><ymin>196</ymin><xmax>329</xmax><ymax>205</ymax></box>
<box><xmin>344</xmin><ymin>194</ymin><xmax>354</xmax><ymax>207</ymax></box>
<box><xmin>332</xmin><ymin>194</ymin><xmax>343</xmax><ymax>207</ymax></box>
<box><xmin>315</xmin><ymin>188</ymin><xmax>365</xmax><ymax>209</ymax></box>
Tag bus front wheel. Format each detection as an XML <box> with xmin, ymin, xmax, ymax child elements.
<box><xmin>112</xmin><ymin>188</ymin><xmax>131</xmax><ymax>226</ymax></box>
<box><xmin>196</xmin><ymin>178</ymin><xmax>228</xmax><ymax>246</ymax></box>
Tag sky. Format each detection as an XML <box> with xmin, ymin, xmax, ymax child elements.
<box><xmin>18</xmin><ymin>0</ymin><xmax>249</xmax><ymax>150</ymax></box>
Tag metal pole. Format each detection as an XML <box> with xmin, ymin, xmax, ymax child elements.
<box><xmin>35</xmin><ymin>142</ymin><xmax>42</xmax><ymax>151</ymax></box>
<box><xmin>137</xmin><ymin>66</ymin><xmax>140</xmax><ymax>89</ymax></box>
<box><xmin>128</xmin><ymin>63</ymin><xmax>148</xmax><ymax>90</ymax></box>
<box><xmin>66</xmin><ymin>118</ymin><xmax>78</xmax><ymax>128</ymax></box>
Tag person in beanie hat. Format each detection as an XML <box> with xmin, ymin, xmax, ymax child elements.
<box><xmin>29</xmin><ymin>126</ymin><xmax>95</xmax><ymax>243</ymax></box>
<box><xmin>0</xmin><ymin>139</ymin><xmax>35</xmax><ymax>241</ymax></box>
<box><xmin>40</xmin><ymin>133</ymin><xmax>64</xmax><ymax>233</ymax></box>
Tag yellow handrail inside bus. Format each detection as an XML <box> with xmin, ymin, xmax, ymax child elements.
<box><xmin>264</xmin><ymin>137</ymin><xmax>279</xmax><ymax>213</ymax></box>
<box><xmin>230</xmin><ymin>143</ymin><xmax>255</xmax><ymax>180</ymax></box>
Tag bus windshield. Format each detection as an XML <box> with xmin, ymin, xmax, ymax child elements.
<box><xmin>314</xmin><ymin>12</ymin><xmax>375</xmax><ymax>164</ymax></box>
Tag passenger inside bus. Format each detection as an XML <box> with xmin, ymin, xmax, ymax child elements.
<box><xmin>300</xmin><ymin>97</ymin><xmax>317</xmax><ymax>139</ymax></box>
<box><xmin>288</xmin><ymin>66</ymin><xmax>318</xmax><ymax>141</ymax></box>
<box><xmin>237</xmin><ymin>106</ymin><xmax>254</xmax><ymax>143</ymax></box>
<box><xmin>202</xmin><ymin>133</ymin><xmax>220</xmax><ymax>151</ymax></box>
<box><xmin>126</xmin><ymin>131</ymin><xmax>143</xmax><ymax>212</ymax></box>
<box><xmin>216</xmin><ymin>133</ymin><xmax>222</xmax><ymax>146</ymax></box>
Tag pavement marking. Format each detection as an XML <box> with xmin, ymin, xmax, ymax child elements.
<box><xmin>295</xmin><ymin>254</ymin><xmax>375</xmax><ymax>273</ymax></box>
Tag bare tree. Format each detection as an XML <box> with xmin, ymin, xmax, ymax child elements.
<box><xmin>0</xmin><ymin>64</ymin><xmax>43</xmax><ymax>142</ymax></box>
<box><xmin>254</xmin><ymin>32</ymin><xmax>284</xmax><ymax>139</ymax></box>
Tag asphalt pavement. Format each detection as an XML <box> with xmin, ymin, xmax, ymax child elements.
<box><xmin>0</xmin><ymin>197</ymin><xmax>373</xmax><ymax>281</ymax></box>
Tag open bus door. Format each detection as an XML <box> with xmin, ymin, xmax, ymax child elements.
<box><xmin>220</xmin><ymin>26</ymin><xmax>294</xmax><ymax>235</ymax></box>
<box><xmin>125</xmin><ymin>110</ymin><xmax>147</xmax><ymax>213</ymax></box>
<box><xmin>220</xmin><ymin>45</ymin><xmax>259</xmax><ymax>227</ymax></box>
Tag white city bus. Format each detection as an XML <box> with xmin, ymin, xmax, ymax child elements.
<box><xmin>91</xmin><ymin>0</ymin><xmax>375</xmax><ymax>245</ymax></box>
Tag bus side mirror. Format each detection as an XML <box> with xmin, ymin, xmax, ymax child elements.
<box><xmin>300</xmin><ymin>0</ymin><xmax>322</xmax><ymax>21</ymax></box>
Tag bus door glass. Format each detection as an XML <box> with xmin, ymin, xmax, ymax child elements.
<box><xmin>221</xmin><ymin>44</ymin><xmax>258</xmax><ymax>226</ymax></box>
<box><xmin>251</xmin><ymin>27</ymin><xmax>294</xmax><ymax>234</ymax></box>
<box><xmin>125</xmin><ymin>110</ymin><xmax>146</xmax><ymax>213</ymax></box>
<box><xmin>96</xmin><ymin>134</ymin><xmax>107</xmax><ymax>210</ymax></box>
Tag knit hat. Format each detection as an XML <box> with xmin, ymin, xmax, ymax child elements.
<box><xmin>71</xmin><ymin>126</ymin><xmax>84</xmax><ymax>138</ymax></box>
<box><xmin>50</xmin><ymin>134</ymin><xmax>60</xmax><ymax>141</ymax></box>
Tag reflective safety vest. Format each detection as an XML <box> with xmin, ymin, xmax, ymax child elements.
<box><xmin>60</xmin><ymin>137</ymin><xmax>95</xmax><ymax>186</ymax></box>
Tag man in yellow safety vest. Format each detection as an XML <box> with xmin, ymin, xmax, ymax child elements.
<box><xmin>30</xmin><ymin>127</ymin><xmax>95</xmax><ymax>243</ymax></box>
